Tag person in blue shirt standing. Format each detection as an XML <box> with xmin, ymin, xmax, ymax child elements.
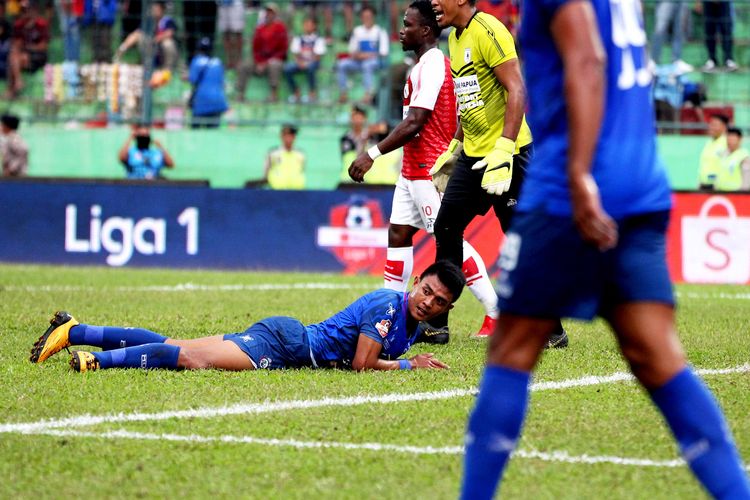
<box><xmin>30</xmin><ymin>261</ymin><xmax>465</xmax><ymax>373</ymax></box>
<box><xmin>118</xmin><ymin>124</ymin><xmax>175</xmax><ymax>180</ymax></box>
<box><xmin>443</xmin><ymin>0</ymin><xmax>750</xmax><ymax>496</ymax></box>
<box><xmin>82</xmin><ymin>0</ymin><xmax>117</xmax><ymax>63</ymax></box>
<box><xmin>189</xmin><ymin>37</ymin><xmax>228</xmax><ymax>129</ymax></box>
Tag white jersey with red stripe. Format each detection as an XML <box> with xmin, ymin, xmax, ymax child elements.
<box><xmin>402</xmin><ymin>47</ymin><xmax>457</xmax><ymax>181</ymax></box>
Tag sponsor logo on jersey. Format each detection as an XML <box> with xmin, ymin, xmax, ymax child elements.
<box><xmin>464</xmin><ymin>47</ymin><xmax>471</xmax><ymax>63</ymax></box>
<box><xmin>241</xmin><ymin>335</ymin><xmax>254</xmax><ymax>342</ymax></box>
<box><xmin>454</xmin><ymin>75</ymin><xmax>480</xmax><ymax>95</ymax></box>
<box><xmin>386</xmin><ymin>303</ymin><xmax>396</xmax><ymax>317</ymax></box>
<box><xmin>259</xmin><ymin>356</ymin><xmax>272</xmax><ymax>369</ymax></box>
<box><xmin>375</xmin><ymin>319</ymin><xmax>392</xmax><ymax>338</ymax></box>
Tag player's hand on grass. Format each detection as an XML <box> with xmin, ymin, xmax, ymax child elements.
<box><xmin>472</xmin><ymin>137</ymin><xmax>515</xmax><ymax>195</ymax></box>
<box><xmin>409</xmin><ymin>353</ymin><xmax>449</xmax><ymax>369</ymax></box>
<box><xmin>429</xmin><ymin>139</ymin><xmax>462</xmax><ymax>193</ymax></box>
<box><xmin>570</xmin><ymin>173</ymin><xmax>618</xmax><ymax>251</ymax></box>
<box><xmin>348</xmin><ymin>153</ymin><xmax>374</xmax><ymax>183</ymax></box>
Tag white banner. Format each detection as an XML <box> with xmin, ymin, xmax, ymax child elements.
<box><xmin>681</xmin><ymin>196</ymin><xmax>750</xmax><ymax>283</ymax></box>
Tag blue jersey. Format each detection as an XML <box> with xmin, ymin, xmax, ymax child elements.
<box><xmin>305</xmin><ymin>289</ymin><xmax>416</xmax><ymax>367</ymax></box>
<box><xmin>189</xmin><ymin>55</ymin><xmax>229</xmax><ymax>116</ymax></box>
<box><xmin>126</xmin><ymin>146</ymin><xmax>165</xmax><ymax>179</ymax></box>
<box><xmin>518</xmin><ymin>0</ymin><xmax>672</xmax><ymax>218</ymax></box>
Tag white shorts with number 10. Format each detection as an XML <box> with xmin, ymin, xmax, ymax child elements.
<box><xmin>389</xmin><ymin>175</ymin><xmax>442</xmax><ymax>234</ymax></box>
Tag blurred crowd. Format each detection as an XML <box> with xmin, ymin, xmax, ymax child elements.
<box><xmin>0</xmin><ymin>0</ymin><xmax>748</xmax><ymax>189</ymax></box>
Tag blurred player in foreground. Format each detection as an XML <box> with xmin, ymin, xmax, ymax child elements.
<box><xmin>348</xmin><ymin>0</ymin><xmax>499</xmax><ymax>341</ymax></box>
<box><xmin>428</xmin><ymin>0</ymin><xmax>568</xmax><ymax>346</ymax></box>
<box><xmin>30</xmin><ymin>262</ymin><xmax>464</xmax><ymax>373</ymax></box>
<box><xmin>454</xmin><ymin>0</ymin><xmax>750</xmax><ymax>495</ymax></box>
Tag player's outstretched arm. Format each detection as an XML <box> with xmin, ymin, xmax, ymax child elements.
<box><xmin>348</xmin><ymin>108</ymin><xmax>432</xmax><ymax>182</ymax></box>
<box><xmin>351</xmin><ymin>334</ymin><xmax>448</xmax><ymax>371</ymax></box>
<box><xmin>552</xmin><ymin>1</ymin><xmax>617</xmax><ymax>251</ymax></box>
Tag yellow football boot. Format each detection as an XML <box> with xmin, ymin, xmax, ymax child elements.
<box><xmin>30</xmin><ymin>311</ymin><xmax>79</xmax><ymax>363</ymax></box>
<box><xmin>69</xmin><ymin>351</ymin><xmax>100</xmax><ymax>373</ymax></box>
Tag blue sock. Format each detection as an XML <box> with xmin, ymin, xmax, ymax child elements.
<box><xmin>69</xmin><ymin>324</ymin><xmax>167</xmax><ymax>350</ymax></box>
<box><xmin>92</xmin><ymin>343</ymin><xmax>181</xmax><ymax>370</ymax></box>
<box><xmin>460</xmin><ymin>365</ymin><xmax>531</xmax><ymax>500</ymax></box>
<box><xmin>650</xmin><ymin>367</ymin><xmax>750</xmax><ymax>498</ymax></box>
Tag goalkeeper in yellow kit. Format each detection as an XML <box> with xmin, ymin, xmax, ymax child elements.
<box><xmin>429</xmin><ymin>0</ymin><xmax>567</xmax><ymax>345</ymax></box>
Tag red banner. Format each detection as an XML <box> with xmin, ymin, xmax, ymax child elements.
<box><xmin>668</xmin><ymin>192</ymin><xmax>750</xmax><ymax>284</ymax></box>
<box><xmin>413</xmin><ymin>192</ymin><xmax>750</xmax><ymax>285</ymax></box>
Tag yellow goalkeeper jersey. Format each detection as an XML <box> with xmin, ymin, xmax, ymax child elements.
<box><xmin>448</xmin><ymin>11</ymin><xmax>532</xmax><ymax>157</ymax></box>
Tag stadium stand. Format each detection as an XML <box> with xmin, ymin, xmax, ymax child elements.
<box><xmin>0</xmin><ymin>0</ymin><xmax>748</xmax><ymax>189</ymax></box>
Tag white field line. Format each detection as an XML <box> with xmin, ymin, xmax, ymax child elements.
<box><xmin>0</xmin><ymin>283</ymin><xmax>373</xmax><ymax>293</ymax></box>
<box><xmin>2</xmin><ymin>364</ymin><xmax>748</xmax><ymax>435</ymax></box>
<box><xmin>25</xmin><ymin>428</ymin><xmax>687</xmax><ymax>467</ymax></box>
<box><xmin>676</xmin><ymin>291</ymin><xmax>750</xmax><ymax>300</ymax></box>
<box><xmin>2</xmin><ymin>283</ymin><xmax>749</xmax><ymax>299</ymax></box>
<box><xmin>23</xmin><ymin>428</ymin><xmax>750</xmax><ymax>472</ymax></box>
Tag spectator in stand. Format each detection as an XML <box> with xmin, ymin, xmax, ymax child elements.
<box><xmin>0</xmin><ymin>2</ymin><xmax>11</xmax><ymax>79</ymax></box>
<box><xmin>340</xmin><ymin>104</ymin><xmax>371</xmax><ymax>169</ymax></box>
<box><xmin>1</xmin><ymin>114</ymin><xmax>28</xmax><ymax>177</ymax></box>
<box><xmin>218</xmin><ymin>0</ymin><xmax>244</xmax><ymax>70</ymax></box>
<box><xmin>283</xmin><ymin>16</ymin><xmax>326</xmax><ymax>103</ymax></box>
<box><xmin>336</xmin><ymin>5</ymin><xmax>389</xmax><ymax>104</ymax></box>
<box><xmin>649</xmin><ymin>0</ymin><xmax>693</xmax><ymax>72</ymax></box>
<box><xmin>263</xmin><ymin>124</ymin><xmax>305</xmax><ymax>190</ymax></box>
<box><xmin>189</xmin><ymin>37</ymin><xmax>228</xmax><ymax>129</ymax></box>
<box><xmin>118</xmin><ymin>124</ymin><xmax>175</xmax><ymax>180</ymax></box>
<box><xmin>338</xmin><ymin>104</ymin><xmax>399</xmax><ymax>185</ymax></box>
<box><xmin>702</xmin><ymin>127</ymin><xmax>750</xmax><ymax>191</ymax></box>
<box><xmin>698</xmin><ymin>114</ymin><xmax>729</xmax><ymax>188</ymax></box>
<box><xmin>83</xmin><ymin>0</ymin><xmax>116</xmax><ymax>63</ymax></box>
<box><xmin>55</xmin><ymin>0</ymin><xmax>82</xmax><ymax>63</ymax></box>
<box><xmin>6</xmin><ymin>0</ymin><xmax>49</xmax><ymax>99</ymax></box>
<box><xmin>476</xmin><ymin>0</ymin><xmax>518</xmax><ymax>37</ymax></box>
<box><xmin>699</xmin><ymin>0</ymin><xmax>738</xmax><ymax>72</ymax></box>
<box><xmin>237</xmin><ymin>2</ymin><xmax>288</xmax><ymax>103</ymax></box>
<box><xmin>116</xmin><ymin>1</ymin><xmax>178</xmax><ymax>74</ymax></box>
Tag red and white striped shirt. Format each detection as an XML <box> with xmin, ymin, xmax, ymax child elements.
<box><xmin>401</xmin><ymin>47</ymin><xmax>457</xmax><ymax>180</ymax></box>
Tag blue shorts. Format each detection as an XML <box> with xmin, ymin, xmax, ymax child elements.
<box><xmin>496</xmin><ymin>210</ymin><xmax>674</xmax><ymax>320</ymax></box>
<box><xmin>224</xmin><ymin>316</ymin><xmax>314</xmax><ymax>369</ymax></box>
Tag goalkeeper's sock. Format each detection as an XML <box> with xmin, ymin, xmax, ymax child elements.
<box><xmin>93</xmin><ymin>343</ymin><xmax>181</xmax><ymax>370</ymax></box>
<box><xmin>460</xmin><ymin>365</ymin><xmax>530</xmax><ymax>500</ymax></box>
<box><xmin>650</xmin><ymin>367</ymin><xmax>750</xmax><ymax>498</ymax></box>
<box><xmin>69</xmin><ymin>324</ymin><xmax>168</xmax><ymax>350</ymax></box>
<box><xmin>462</xmin><ymin>241</ymin><xmax>499</xmax><ymax>318</ymax></box>
<box><xmin>384</xmin><ymin>246</ymin><xmax>413</xmax><ymax>292</ymax></box>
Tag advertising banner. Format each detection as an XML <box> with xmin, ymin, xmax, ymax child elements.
<box><xmin>668</xmin><ymin>192</ymin><xmax>750</xmax><ymax>284</ymax></box>
<box><xmin>0</xmin><ymin>182</ymin><xmax>503</xmax><ymax>276</ymax></box>
<box><xmin>4</xmin><ymin>183</ymin><xmax>746</xmax><ymax>283</ymax></box>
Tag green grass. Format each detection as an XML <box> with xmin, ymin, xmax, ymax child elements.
<box><xmin>1</xmin><ymin>264</ymin><xmax>748</xmax><ymax>498</ymax></box>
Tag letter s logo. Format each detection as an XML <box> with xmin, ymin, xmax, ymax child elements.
<box><xmin>704</xmin><ymin>228</ymin><xmax>731</xmax><ymax>271</ymax></box>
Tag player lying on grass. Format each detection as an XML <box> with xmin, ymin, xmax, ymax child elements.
<box><xmin>29</xmin><ymin>261</ymin><xmax>465</xmax><ymax>373</ymax></box>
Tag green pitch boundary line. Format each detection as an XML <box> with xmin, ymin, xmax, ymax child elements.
<box><xmin>1</xmin><ymin>283</ymin><xmax>749</xmax><ymax>299</ymax></box>
<box><xmin>11</xmin><ymin>428</ymin><xmax>750</xmax><ymax>472</ymax></box>
<box><xmin>2</xmin><ymin>364</ymin><xmax>747</xmax><ymax>435</ymax></box>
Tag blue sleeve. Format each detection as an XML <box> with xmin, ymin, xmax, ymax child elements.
<box><xmin>189</xmin><ymin>58</ymin><xmax>199</xmax><ymax>83</ymax></box>
<box><xmin>358</xmin><ymin>292</ymin><xmax>396</xmax><ymax>344</ymax></box>
<box><xmin>150</xmin><ymin>149</ymin><xmax>165</xmax><ymax>168</ymax></box>
<box><xmin>165</xmin><ymin>17</ymin><xmax>177</xmax><ymax>31</ymax></box>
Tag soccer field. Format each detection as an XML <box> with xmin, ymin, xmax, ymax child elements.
<box><xmin>1</xmin><ymin>264</ymin><xmax>748</xmax><ymax>499</ymax></box>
